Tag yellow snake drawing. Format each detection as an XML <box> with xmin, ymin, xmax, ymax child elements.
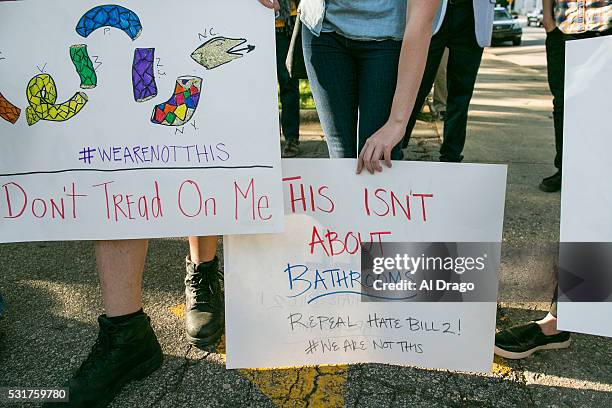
<box><xmin>25</xmin><ymin>73</ymin><xmax>88</xmax><ymax>126</ymax></box>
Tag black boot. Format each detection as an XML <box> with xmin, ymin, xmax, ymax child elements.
<box><xmin>45</xmin><ymin>313</ymin><xmax>163</xmax><ymax>408</ymax></box>
<box><xmin>185</xmin><ymin>256</ymin><xmax>224</xmax><ymax>348</ymax></box>
<box><xmin>539</xmin><ymin>170</ymin><xmax>562</xmax><ymax>192</ymax></box>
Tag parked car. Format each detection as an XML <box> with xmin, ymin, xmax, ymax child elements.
<box><xmin>527</xmin><ymin>8</ymin><xmax>544</xmax><ymax>26</ymax></box>
<box><xmin>492</xmin><ymin>7</ymin><xmax>523</xmax><ymax>46</ymax></box>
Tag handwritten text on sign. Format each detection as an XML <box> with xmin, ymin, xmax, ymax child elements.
<box><xmin>0</xmin><ymin>0</ymin><xmax>282</xmax><ymax>242</ymax></box>
<box><xmin>225</xmin><ymin>159</ymin><xmax>507</xmax><ymax>372</ymax></box>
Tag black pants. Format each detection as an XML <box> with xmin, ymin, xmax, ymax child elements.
<box><xmin>545</xmin><ymin>27</ymin><xmax>612</xmax><ymax>170</ymax></box>
<box><xmin>276</xmin><ymin>28</ymin><xmax>300</xmax><ymax>143</ymax></box>
<box><xmin>403</xmin><ymin>1</ymin><xmax>484</xmax><ymax>162</ymax></box>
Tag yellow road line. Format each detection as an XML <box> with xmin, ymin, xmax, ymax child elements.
<box><xmin>492</xmin><ymin>356</ymin><xmax>514</xmax><ymax>377</ymax></box>
<box><xmin>170</xmin><ymin>303</ymin><xmax>185</xmax><ymax>319</ymax></box>
<box><xmin>170</xmin><ymin>304</ymin><xmax>348</xmax><ymax>407</ymax></box>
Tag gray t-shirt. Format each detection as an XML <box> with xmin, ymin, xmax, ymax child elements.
<box><xmin>322</xmin><ymin>0</ymin><xmax>407</xmax><ymax>41</ymax></box>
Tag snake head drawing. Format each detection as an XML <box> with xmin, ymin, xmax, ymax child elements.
<box><xmin>191</xmin><ymin>37</ymin><xmax>255</xmax><ymax>70</ymax></box>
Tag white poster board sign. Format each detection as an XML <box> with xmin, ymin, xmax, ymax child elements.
<box><xmin>0</xmin><ymin>0</ymin><xmax>282</xmax><ymax>242</ymax></box>
<box><xmin>559</xmin><ymin>36</ymin><xmax>612</xmax><ymax>337</ymax></box>
<box><xmin>225</xmin><ymin>159</ymin><xmax>507</xmax><ymax>372</ymax></box>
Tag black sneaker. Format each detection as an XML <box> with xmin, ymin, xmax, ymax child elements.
<box><xmin>539</xmin><ymin>171</ymin><xmax>562</xmax><ymax>192</ymax></box>
<box><xmin>45</xmin><ymin>313</ymin><xmax>163</xmax><ymax>407</ymax></box>
<box><xmin>185</xmin><ymin>256</ymin><xmax>224</xmax><ymax>348</ymax></box>
<box><xmin>494</xmin><ymin>322</ymin><xmax>571</xmax><ymax>360</ymax></box>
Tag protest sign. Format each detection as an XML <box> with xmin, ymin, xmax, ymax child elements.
<box><xmin>225</xmin><ymin>159</ymin><xmax>507</xmax><ymax>372</ymax></box>
<box><xmin>0</xmin><ymin>0</ymin><xmax>283</xmax><ymax>242</ymax></box>
<box><xmin>558</xmin><ymin>36</ymin><xmax>612</xmax><ymax>338</ymax></box>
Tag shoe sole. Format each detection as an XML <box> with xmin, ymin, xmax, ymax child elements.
<box><xmin>494</xmin><ymin>339</ymin><xmax>571</xmax><ymax>360</ymax></box>
<box><xmin>282</xmin><ymin>150</ymin><xmax>299</xmax><ymax>158</ymax></box>
<box><xmin>88</xmin><ymin>350</ymin><xmax>164</xmax><ymax>408</ymax></box>
<box><xmin>186</xmin><ymin>320</ymin><xmax>224</xmax><ymax>350</ymax></box>
<box><xmin>539</xmin><ymin>183</ymin><xmax>561</xmax><ymax>193</ymax></box>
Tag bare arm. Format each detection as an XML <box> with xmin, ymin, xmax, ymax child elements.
<box><xmin>542</xmin><ymin>0</ymin><xmax>557</xmax><ymax>32</ymax></box>
<box><xmin>357</xmin><ymin>0</ymin><xmax>441</xmax><ymax>174</ymax></box>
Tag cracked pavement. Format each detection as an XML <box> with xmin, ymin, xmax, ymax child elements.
<box><xmin>0</xmin><ymin>26</ymin><xmax>611</xmax><ymax>408</ymax></box>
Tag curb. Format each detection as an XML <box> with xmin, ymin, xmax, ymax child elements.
<box><xmin>434</xmin><ymin>119</ymin><xmax>444</xmax><ymax>142</ymax></box>
<box><xmin>299</xmin><ymin>109</ymin><xmax>319</xmax><ymax>123</ymax></box>
<box><xmin>294</xmin><ymin>108</ymin><xmax>443</xmax><ymax>143</ymax></box>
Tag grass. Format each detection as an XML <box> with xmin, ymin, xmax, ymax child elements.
<box><xmin>279</xmin><ymin>80</ymin><xmax>316</xmax><ymax>110</ymax></box>
<box><xmin>283</xmin><ymin>80</ymin><xmax>435</xmax><ymax>120</ymax></box>
<box><xmin>299</xmin><ymin>80</ymin><xmax>315</xmax><ymax>109</ymax></box>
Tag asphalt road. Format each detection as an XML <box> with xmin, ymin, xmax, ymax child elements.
<box><xmin>1</xmin><ymin>23</ymin><xmax>611</xmax><ymax>408</ymax></box>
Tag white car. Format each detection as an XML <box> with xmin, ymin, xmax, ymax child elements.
<box><xmin>527</xmin><ymin>8</ymin><xmax>544</xmax><ymax>26</ymax></box>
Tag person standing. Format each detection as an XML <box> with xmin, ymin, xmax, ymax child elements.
<box><xmin>495</xmin><ymin>0</ymin><xmax>612</xmax><ymax>360</ymax></box>
<box><xmin>300</xmin><ymin>0</ymin><xmax>444</xmax><ymax>173</ymax></box>
<box><xmin>402</xmin><ymin>0</ymin><xmax>495</xmax><ymax>163</ymax></box>
<box><xmin>539</xmin><ymin>0</ymin><xmax>612</xmax><ymax>192</ymax></box>
<box><xmin>277</xmin><ymin>1</ymin><xmax>301</xmax><ymax>158</ymax></box>
<box><xmin>43</xmin><ymin>2</ymin><xmax>281</xmax><ymax>407</ymax></box>
<box><xmin>433</xmin><ymin>48</ymin><xmax>449</xmax><ymax>121</ymax></box>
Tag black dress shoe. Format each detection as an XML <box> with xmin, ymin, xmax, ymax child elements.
<box><xmin>439</xmin><ymin>154</ymin><xmax>464</xmax><ymax>163</ymax></box>
<box><xmin>45</xmin><ymin>313</ymin><xmax>163</xmax><ymax>407</ymax></box>
<box><xmin>539</xmin><ymin>171</ymin><xmax>562</xmax><ymax>192</ymax></box>
<box><xmin>282</xmin><ymin>140</ymin><xmax>300</xmax><ymax>158</ymax></box>
<box><xmin>494</xmin><ymin>321</ymin><xmax>571</xmax><ymax>360</ymax></box>
<box><xmin>185</xmin><ymin>256</ymin><xmax>224</xmax><ymax>348</ymax></box>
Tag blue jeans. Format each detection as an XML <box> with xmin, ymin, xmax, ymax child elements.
<box><xmin>302</xmin><ymin>29</ymin><xmax>403</xmax><ymax>159</ymax></box>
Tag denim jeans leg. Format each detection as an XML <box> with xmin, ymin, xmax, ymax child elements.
<box><xmin>545</xmin><ymin>28</ymin><xmax>566</xmax><ymax>170</ymax></box>
<box><xmin>276</xmin><ymin>30</ymin><xmax>301</xmax><ymax>143</ymax></box>
<box><xmin>302</xmin><ymin>29</ymin><xmax>359</xmax><ymax>158</ymax></box>
<box><xmin>355</xmin><ymin>39</ymin><xmax>404</xmax><ymax>160</ymax></box>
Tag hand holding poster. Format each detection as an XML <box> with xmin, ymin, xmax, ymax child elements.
<box><xmin>0</xmin><ymin>0</ymin><xmax>283</xmax><ymax>242</ymax></box>
<box><xmin>225</xmin><ymin>159</ymin><xmax>508</xmax><ymax>372</ymax></box>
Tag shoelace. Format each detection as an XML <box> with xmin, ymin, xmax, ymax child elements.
<box><xmin>76</xmin><ymin>326</ymin><xmax>116</xmax><ymax>378</ymax></box>
<box><xmin>186</xmin><ymin>272</ymin><xmax>222</xmax><ymax>305</ymax></box>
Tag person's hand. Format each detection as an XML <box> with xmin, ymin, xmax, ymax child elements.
<box><xmin>257</xmin><ymin>0</ymin><xmax>280</xmax><ymax>11</ymax></box>
<box><xmin>542</xmin><ymin>17</ymin><xmax>557</xmax><ymax>33</ymax></box>
<box><xmin>356</xmin><ymin>121</ymin><xmax>405</xmax><ymax>175</ymax></box>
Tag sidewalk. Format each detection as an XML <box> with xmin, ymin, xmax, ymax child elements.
<box><xmin>0</xmin><ymin>48</ymin><xmax>610</xmax><ymax>407</ymax></box>
<box><xmin>290</xmin><ymin>106</ymin><xmax>441</xmax><ymax>162</ymax></box>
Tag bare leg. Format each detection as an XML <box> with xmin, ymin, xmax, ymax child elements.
<box><xmin>188</xmin><ymin>236</ymin><xmax>219</xmax><ymax>264</ymax></box>
<box><xmin>67</xmin><ymin>239</ymin><xmax>161</xmax><ymax>407</ymax></box>
<box><xmin>536</xmin><ymin>312</ymin><xmax>561</xmax><ymax>336</ymax></box>
<box><xmin>95</xmin><ymin>239</ymin><xmax>148</xmax><ymax>317</ymax></box>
